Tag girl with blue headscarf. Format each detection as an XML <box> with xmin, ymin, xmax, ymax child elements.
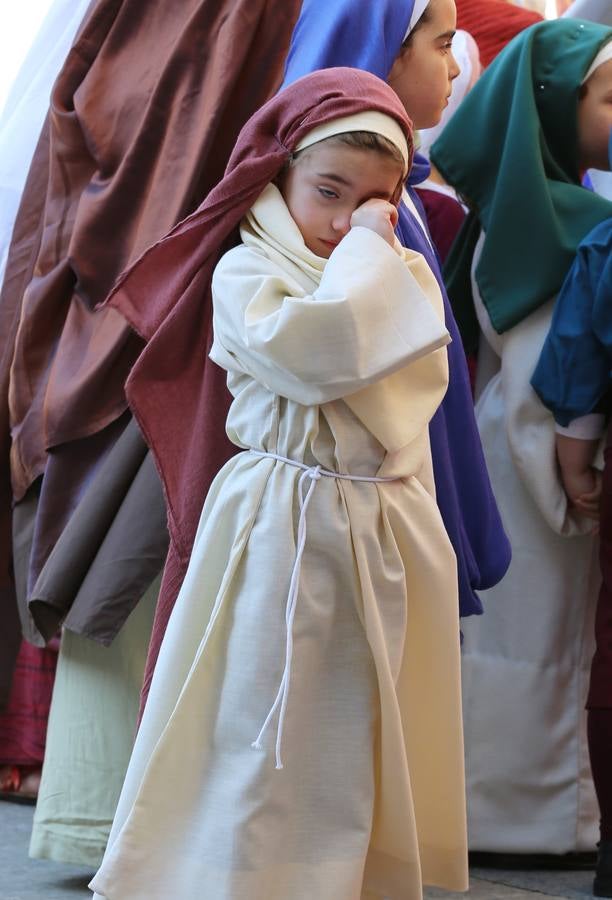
<box><xmin>282</xmin><ymin>0</ymin><xmax>511</xmax><ymax>623</ymax></box>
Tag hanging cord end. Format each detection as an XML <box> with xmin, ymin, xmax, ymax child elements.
<box><xmin>251</xmin><ymin>740</ymin><xmax>284</xmax><ymax>769</ymax></box>
<box><xmin>248</xmin><ymin>461</ymin><xmax>322</xmax><ymax>774</ymax></box>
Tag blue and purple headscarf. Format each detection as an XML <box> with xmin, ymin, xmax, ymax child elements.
<box><xmin>283</xmin><ymin>0</ymin><xmax>511</xmax><ymax>617</ymax></box>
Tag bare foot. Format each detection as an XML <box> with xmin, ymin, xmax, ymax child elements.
<box><xmin>19</xmin><ymin>768</ymin><xmax>41</xmax><ymax>798</ymax></box>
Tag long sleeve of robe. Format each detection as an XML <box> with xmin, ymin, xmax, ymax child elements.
<box><xmin>210</xmin><ymin>226</ymin><xmax>450</xmax><ymax>406</ymax></box>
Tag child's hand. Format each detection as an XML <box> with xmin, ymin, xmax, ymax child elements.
<box><xmin>556</xmin><ymin>434</ymin><xmax>601</xmax><ymax>526</ymax></box>
<box><xmin>562</xmin><ymin>467</ymin><xmax>602</xmax><ymax>522</ymax></box>
<box><xmin>350</xmin><ymin>199</ymin><xmax>399</xmax><ymax>247</ymax></box>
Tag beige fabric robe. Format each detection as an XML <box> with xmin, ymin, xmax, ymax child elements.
<box><xmin>90</xmin><ymin>185</ymin><xmax>468</xmax><ymax>900</ymax></box>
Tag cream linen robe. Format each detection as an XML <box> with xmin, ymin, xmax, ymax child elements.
<box><xmin>461</xmin><ymin>232</ymin><xmax>600</xmax><ymax>854</ymax></box>
<box><xmin>90</xmin><ymin>184</ymin><xmax>468</xmax><ymax>900</ymax></box>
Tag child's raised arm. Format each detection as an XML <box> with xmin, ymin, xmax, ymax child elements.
<box><xmin>211</xmin><ymin>229</ymin><xmax>449</xmax><ymax>406</ymax></box>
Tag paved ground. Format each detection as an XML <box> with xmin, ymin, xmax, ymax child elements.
<box><xmin>0</xmin><ymin>802</ymin><xmax>92</xmax><ymax>900</ymax></box>
<box><xmin>426</xmin><ymin>868</ymin><xmax>596</xmax><ymax>900</ymax></box>
<box><xmin>0</xmin><ymin>800</ymin><xmax>599</xmax><ymax>899</ymax></box>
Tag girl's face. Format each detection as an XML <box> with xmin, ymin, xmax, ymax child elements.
<box><xmin>387</xmin><ymin>0</ymin><xmax>460</xmax><ymax>130</ymax></box>
<box><xmin>577</xmin><ymin>57</ymin><xmax>612</xmax><ymax>172</ymax></box>
<box><xmin>279</xmin><ymin>141</ymin><xmax>403</xmax><ymax>258</ymax></box>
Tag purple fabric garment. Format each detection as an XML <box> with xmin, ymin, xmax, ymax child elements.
<box><xmin>403</xmin><ymin>188</ymin><xmax>510</xmax><ymax>607</ymax></box>
<box><xmin>408</xmin><ymin>152</ymin><xmax>432</xmax><ymax>187</ymax></box>
<box><xmin>282</xmin><ymin>0</ymin><xmax>511</xmax><ymax>615</ymax></box>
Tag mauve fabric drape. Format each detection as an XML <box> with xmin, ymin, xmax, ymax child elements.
<box><xmin>0</xmin><ymin>0</ymin><xmax>302</xmax><ymax>702</ymax></box>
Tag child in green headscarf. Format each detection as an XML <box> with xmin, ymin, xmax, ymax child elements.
<box><xmin>429</xmin><ymin>20</ymin><xmax>612</xmax><ymax>856</ymax></box>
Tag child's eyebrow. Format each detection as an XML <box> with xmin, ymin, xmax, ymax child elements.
<box><xmin>316</xmin><ymin>172</ymin><xmax>353</xmax><ymax>187</ymax></box>
<box><xmin>436</xmin><ymin>29</ymin><xmax>456</xmax><ymax>41</ymax></box>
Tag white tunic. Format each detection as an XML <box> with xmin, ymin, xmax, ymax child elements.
<box><xmin>461</xmin><ymin>233</ymin><xmax>600</xmax><ymax>854</ymax></box>
<box><xmin>90</xmin><ymin>185</ymin><xmax>468</xmax><ymax>899</ymax></box>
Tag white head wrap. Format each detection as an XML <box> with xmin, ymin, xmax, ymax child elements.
<box><xmin>295</xmin><ymin>111</ymin><xmax>411</xmax><ymax>174</ymax></box>
<box><xmin>581</xmin><ymin>39</ymin><xmax>612</xmax><ymax>84</ymax></box>
<box><xmin>418</xmin><ymin>30</ymin><xmax>482</xmax><ymax>157</ymax></box>
<box><xmin>405</xmin><ymin>0</ymin><xmax>431</xmax><ymax>38</ymax></box>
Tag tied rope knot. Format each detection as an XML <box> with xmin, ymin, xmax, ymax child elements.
<box><xmin>249</xmin><ymin>450</ymin><xmax>398</xmax><ymax>770</ymax></box>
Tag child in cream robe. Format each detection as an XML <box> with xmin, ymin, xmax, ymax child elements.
<box><xmin>90</xmin><ymin>114</ymin><xmax>467</xmax><ymax>900</ymax></box>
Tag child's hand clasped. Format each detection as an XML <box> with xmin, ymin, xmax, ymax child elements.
<box><xmin>350</xmin><ymin>199</ymin><xmax>399</xmax><ymax>248</ymax></box>
<box><xmin>563</xmin><ymin>466</ymin><xmax>602</xmax><ymax>525</ymax></box>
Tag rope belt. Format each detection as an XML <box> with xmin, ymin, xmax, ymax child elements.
<box><xmin>249</xmin><ymin>449</ymin><xmax>400</xmax><ymax>770</ymax></box>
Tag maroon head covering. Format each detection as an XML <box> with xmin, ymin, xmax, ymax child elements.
<box><xmin>106</xmin><ymin>67</ymin><xmax>414</xmax><ymax>705</ymax></box>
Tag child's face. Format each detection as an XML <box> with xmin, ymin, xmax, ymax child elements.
<box><xmin>279</xmin><ymin>142</ymin><xmax>404</xmax><ymax>258</ymax></box>
<box><xmin>577</xmin><ymin>57</ymin><xmax>612</xmax><ymax>172</ymax></box>
<box><xmin>387</xmin><ymin>0</ymin><xmax>460</xmax><ymax>130</ymax></box>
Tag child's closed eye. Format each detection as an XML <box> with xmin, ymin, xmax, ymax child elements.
<box><xmin>317</xmin><ymin>186</ymin><xmax>339</xmax><ymax>199</ymax></box>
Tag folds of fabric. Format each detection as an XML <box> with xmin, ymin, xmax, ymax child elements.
<box><xmin>29</xmin><ymin>575</ymin><xmax>158</xmax><ymax>868</ymax></box>
<box><xmin>0</xmin><ymin>639</ymin><xmax>56</xmax><ymax>766</ymax></box>
<box><xmin>414</xmin><ymin>187</ymin><xmax>466</xmax><ymax>264</ymax></box>
<box><xmin>397</xmin><ymin>192</ymin><xmax>510</xmax><ymax>613</ymax></box>
<box><xmin>0</xmin><ymin>0</ymin><xmax>302</xmax><ymax>697</ymax></box>
<box><xmin>281</xmin><ymin>0</ymin><xmax>412</xmax><ymax>83</ymax></box>
<box><xmin>28</xmin><ymin>416</ymin><xmax>168</xmax><ymax>645</ymax></box>
<box><xmin>531</xmin><ymin>218</ymin><xmax>612</xmax><ymax>427</ymax></box>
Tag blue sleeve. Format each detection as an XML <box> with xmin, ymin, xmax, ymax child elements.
<box><xmin>531</xmin><ymin>219</ymin><xmax>612</xmax><ymax>427</ymax></box>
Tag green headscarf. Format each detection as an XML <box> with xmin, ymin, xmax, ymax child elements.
<box><xmin>431</xmin><ymin>19</ymin><xmax>612</xmax><ymax>352</ymax></box>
